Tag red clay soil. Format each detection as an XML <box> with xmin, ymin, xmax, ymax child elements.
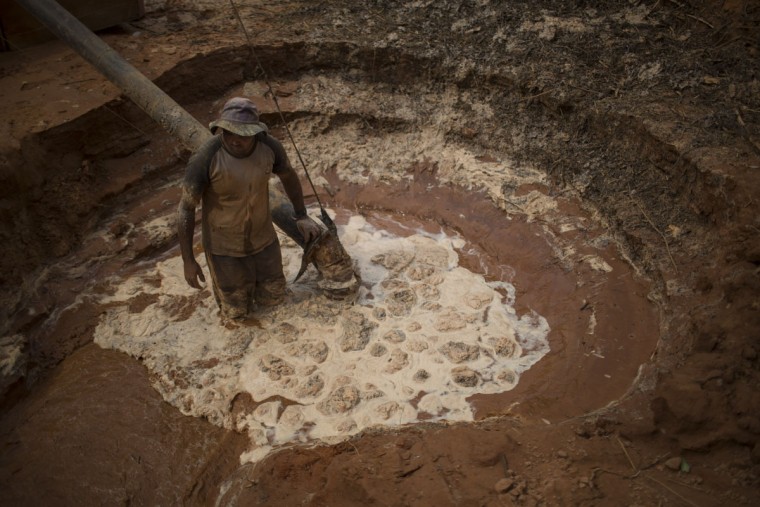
<box><xmin>1</xmin><ymin>1</ymin><xmax>759</xmax><ymax>506</ymax></box>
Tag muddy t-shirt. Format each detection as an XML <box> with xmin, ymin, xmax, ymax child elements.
<box><xmin>182</xmin><ymin>133</ymin><xmax>289</xmax><ymax>257</ymax></box>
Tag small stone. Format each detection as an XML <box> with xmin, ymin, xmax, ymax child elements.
<box><xmin>451</xmin><ymin>366</ymin><xmax>479</xmax><ymax>387</ymax></box>
<box><xmin>258</xmin><ymin>354</ymin><xmax>294</xmax><ymax>380</ymax></box>
<box><xmin>295</xmin><ymin>374</ymin><xmax>324</xmax><ymax>398</ymax></box>
<box><xmin>308</xmin><ymin>341</ymin><xmax>329</xmax><ymax>363</ymax></box>
<box><xmin>406</xmin><ymin>339</ymin><xmax>429</xmax><ymax>353</ymax></box>
<box><xmin>376</xmin><ymin>401</ymin><xmax>400</xmax><ymax>420</ymax></box>
<box><xmin>406</xmin><ymin>321</ymin><xmax>421</xmax><ymax>332</ymax></box>
<box><xmin>557</xmin><ymin>450</ymin><xmax>569</xmax><ymax>459</ymax></box>
<box><xmin>370</xmin><ymin>343</ymin><xmax>388</xmax><ymax>357</ymax></box>
<box><xmin>434</xmin><ymin>309</ymin><xmax>468</xmax><ymax>332</ymax></box>
<box><xmin>490</xmin><ymin>336</ymin><xmax>518</xmax><ymax>357</ymax></box>
<box><xmin>494</xmin><ymin>478</ymin><xmax>514</xmax><ymax>494</ymax></box>
<box><xmin>413</xmin><ymin>369</ymin><xmax>430</xmax><ymax>383</ymax></box>
<box><xmin>317</xmin><ymin>385</ymin><xmax>361</xmax><ymax>415</ymax></box>
<box><xmin>498</xmin><ymin>370</ymin><xmax>517</xmax><ymax>384</ymax></box>
<box><xmin>466</xmin><ymin>291</ymin><xmax>492</xmax><ymax>309</ymax></box>
<box><xmin>380</xmin><ymin>278</ymin><xmax>409</xmax><ymax>290</ymax></box>
<box><xmin>421</xmin><ymin>301</ymin><xmax>442</xmax><ymax>311</ymax></box>
<box><xmin>274</xmin><ymin>322</ymin><xmax>299</xmax><ymax>343</ymax></box>
<box><xmin>440</xmin><ymin>341</ymin><xmax>480</xmax><ymax>363</ymax></box>
<box><xmin>340</xmin><ymin>311</ymin><xmax>376</xmax><ymax>352</ymax></box>
<box><xmin>335</xmin><ymin>419</ymin><xmax>357</xmax><ymax>433</ymax></box>
<box><xmin>384</xmin><ymin>349</ymin><xmax>409</xmax><ymax>373</ymax></box>
<box><xmin>415</xmin><ymin>283</ymin><xmax>440</xmax><ymax>300</ymax></box>
<box><xmin>387</xmin><ymin>288</ymin><xmax>417</xmax><ymax>316</ymax></box>
<box><xmin>665</xmin><ymin>457</ymin><xmax>682</xmax><ymax>471</ymax></box>
<box><xmin>383</xmin><ymin>329</ymin><xmax>406</xmax><ymax>343</ymax></box>
<box><xmin>407</xmin><ymin>264</ymin><xmax>435</xmax><ymax>281</ymax></box>
<box><xmin>372</xmin><ymin>252</ymin><xmax>414</xmax><ymax>272</ymax></box>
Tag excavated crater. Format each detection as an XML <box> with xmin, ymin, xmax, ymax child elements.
<box><xmin>1</xmin><ymin>43</ymin><xmax>658</xmax><ymax>465</ymax></box>
<box><xmin>2</xmin><ymin>2</ymin><xmax>758</xmax><ymax>505</ymax></box>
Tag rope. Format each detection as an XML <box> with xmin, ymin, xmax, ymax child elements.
<box><xmin>228</xmin><ymin>0</ymin><xmax>335</xmax><ymax>231</ymax></box>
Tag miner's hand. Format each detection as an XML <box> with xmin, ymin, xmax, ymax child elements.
<box><xmin>183</xmin><ymin>259</ymin><xmax>206</xmax><ymax>289</ymax></box>
<box><xmin>297</xmin><ymin>216</ymin><xmax>322</xmax><ymax>243</ymax></box>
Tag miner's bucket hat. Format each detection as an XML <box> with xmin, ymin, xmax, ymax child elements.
<box><xmin>209</xmin><ymin>97</ymin><xmax>268</xmax><ymax>137</ymax></box>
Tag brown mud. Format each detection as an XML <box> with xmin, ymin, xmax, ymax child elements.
<box><xmin>1</xmin><ymin>0</ymin><xmax>759</xmax><ymax>506</ymax></box>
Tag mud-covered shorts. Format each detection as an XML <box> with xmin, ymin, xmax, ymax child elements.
<box><xmin>206</xmin><ymin>239</ymin><xmax>286</xmax><ymax>318</ymax></box>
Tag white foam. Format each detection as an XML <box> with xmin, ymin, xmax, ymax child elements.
<box><xmin>93</xmin><ymin>213</ymin><xmax>550</xmax><ymax>463</ymax></box>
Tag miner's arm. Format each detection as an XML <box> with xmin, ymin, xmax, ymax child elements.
<box><xmin>264</xmin><ymin>134</ymin><xmax>322</xmax><ymax>243</ymax></box>
<box><xmin>177</xmin><ymin>136</ymin><xmax>220</xmax><ymax>288</ymax></box>
<box><xmin>177</xmin><ymin>186</ymin><xmax>204</xmax><ymax>289</ymax></box>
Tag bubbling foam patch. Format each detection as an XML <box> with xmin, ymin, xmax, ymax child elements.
<box><xmin>94</xmin><ymin>214</ymin><xmax>550</xmax><ymax>463</ymax></box>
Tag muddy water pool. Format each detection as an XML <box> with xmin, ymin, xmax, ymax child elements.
<box><xmin>94</xmin><ymin>207</ymin><xmax>556</xmax><ymax>463</ymax></box>
<box><xmin>5</xmin><ymin>188</ymin><xmax>657</xmax><ymax>472</ymax></box>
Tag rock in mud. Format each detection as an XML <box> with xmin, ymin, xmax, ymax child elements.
<box><xmin>284</xmin><ymin>340</ymin><xmax>328</xmax><ymax>363</ymax></box>
<box><xmin>415</xmin><ymin>283</ymin><xmax>440</xmax><ymax>300</ymax></box>
<box><xmin>385</xmin><ymin>348</ymin><xmax>410</xmax><ymax>373</ymax></box>
<box><xmin>498</xmin><ymin>369</ymin><xmax>517</xmax><ymax>384</ymax></box>
<box><xmin>490</xmin><ymin>335</ymin><xmax>518</xmax><ymax>357</ymax></box>
<box><xmin>407</xmin><ymin>264</ymin><xmax>436</xmax><ymax>281</ymax></box>
<box><xmin>435</xmin><ymin>308</ymin><xmax>469</xmax><ymax>332</ymax></box>
<box><xmin>466</xmin><ymin>291</ymin><xmax>493</xmax><ymax>309</ymax></box>
<box><xmin>340</xmin><ymin>311</ymin><xmax>377</xmax><ymax>352</ymax></box>
<box><xmin>252</xmin><ymin>401</ymin><xmax>280</xmax><ymax>427</ymax></box>
<box><xmin>421</xmin><ymin>301</ymin><xmax>442</xmax><ymax>312</ymax></box>
<box><xmin>317</xmin><ymin>385</ymin><xmax>361</xmax><ymax>415</ymax></box>
<box><xmin>372</xmin><ymin>251</ymin><xmax>415</xmax><ymax>273</ymax></box>
<box><xmin>308</xmin><ymin>341</ymin><xmax>329</xmax><ymax>363</ymax></box>
<box><xmin>370</xmin><ymin>343</ymin><xmax>388</xmax><ymax>357</ymax></box>
<box><xmin>381</xmin><ymin>278</ymin><xmax>410</xmax><ymax>290</ymax></box>
<box><xmin>362</xmin><ymin>387</ymin><xmax>385</xmax><ymax>400</ymax></box>
<box><xmin>299</xmin><ymin>365</ymin><xmax>318</xmax><ymax>376</ymax></box>
<box><xmin>376</xmin><ymin>401</ymin><xmax>400</xmax><ymax>420</ymax></box>
<box><xmin>440</xmin><ymin>341</ymin><xmax>481</xmax><ymax>363</ymax></box>
<box><xmin>387</xmin><ymin>288</ymin><xmax>417</xmax><ymax>316</ymax></box>
<box><xmin>406</xmin><ymin>339</ymin><xmax>429</xmax><ymax>353</ymax></box>
<box><xmin>451</xmin><ymin>366</ymin><xmax>480</xmax><ymax>387</ymax></box>
<box><xmin>335</xmin><ymin>419</ymin><xmax>357</xmax><ymax>433</ymax></box>
<box><xmin>258</xmin><ymin>354</ymin><xmax>295</xmax><ymax>380</ymax></box>
<box><xmin>295</xmin><ymin>374</ymin><xmax>325</xmax><ymax>398</ymax></box>
<box><xmin>274</xmin><ymin>322</ymin><xmax>300</xmax><ymax>343</ymax></box>
<box><xmin>383</xmin><ymin>329</ymin><xmax>406</xmax><ymax>343</ymax></box>
<box><xmin>406</xmin><ymin>321</ymin><xmax>422</xmax><ymax>332</ymax></box>
<box><xmin>372</xmin><ymin>306</ymin><xmax>387</xmax><ymax>321</ymax></box>
<box><xmin>304</xmin><ymin>299</ymin><xmax>342</xmax><ymax>325</ymax></box>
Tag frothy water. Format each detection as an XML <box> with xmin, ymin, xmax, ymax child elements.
<box><xmin>94</xmin><ymin>213</ymin><xmax>550</xmax><ymax>463</ymax></box>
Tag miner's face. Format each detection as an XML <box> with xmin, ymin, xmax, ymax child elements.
<box><xmin>222</xmin><ymin>130</ymin><xmax>256</xmax><ymax>158</ymax></box>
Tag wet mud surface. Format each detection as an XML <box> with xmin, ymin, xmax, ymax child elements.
<box><xmin>1</xmin><ymin>0</ymin><xmax>759</xmax><ymax>506</ymax></box>
<box><xmin>0</xmin><ymin>344</ymin><xmax>247</xmax><ymax>506</ymax></box>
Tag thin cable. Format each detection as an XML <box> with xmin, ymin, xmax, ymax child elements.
<box><xmin>228</xmin><ymin>0</ymin><xmax>332</xmax><ymax>228</ymax></box>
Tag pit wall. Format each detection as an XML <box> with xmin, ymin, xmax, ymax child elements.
<box><xmin>0</xmin><ymin>41</ymin><xmax>727</xmax><ymax>290</ymax></box>
<box><xmin>2</xmin><ymin>40</ymin><xmax>758</xmax><ymax>454</ymax></box>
